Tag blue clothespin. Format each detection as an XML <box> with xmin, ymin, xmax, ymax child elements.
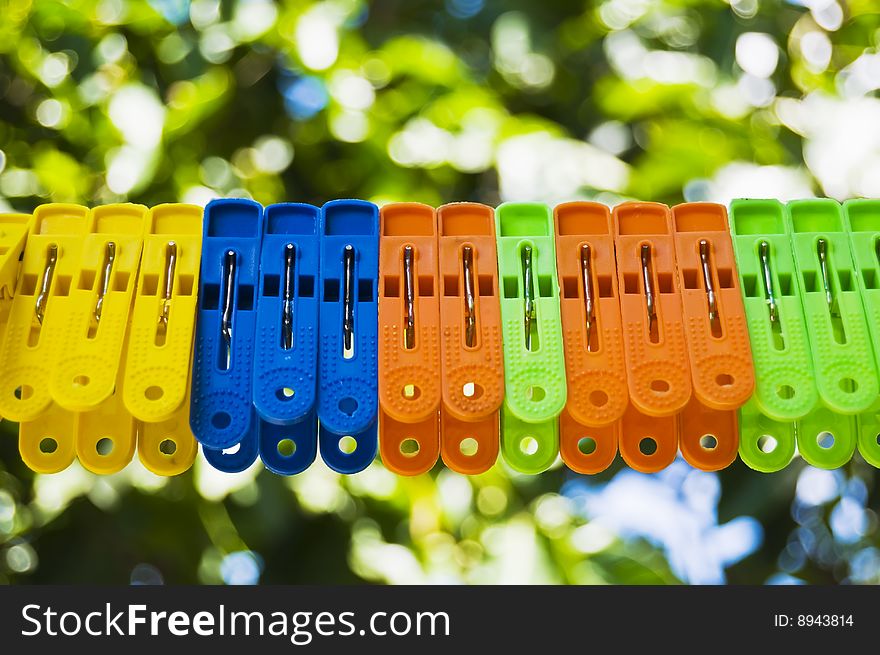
<box><xmin>317</xmin><ymin>200</ymin><xmax>379</xmax><ymax>474</ymax></box>
<box><xmin>190</xmin><ymin>199</ymin><xmax>263</xmax><ymax>465</ymax></box>
<box><xmin>253</xmin><ymin>203</ymin><xmax>320</xmax><ymax>475</ymax></box>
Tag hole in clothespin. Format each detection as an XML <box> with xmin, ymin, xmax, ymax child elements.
<box><xmin>520</xmin><ymin>436</ymin><xmax>539</xmax><ymax>455</ymax></box>
<box><xmin>638</xmin><ymin>437</ymin><xmax>657</xmax><ymax>456</ymax></box>
<box><xmin>39</xmin><ymin>437</ymin><xmax>57</xmax><ymax>454</ymax></box>
<box><xmin>699</xmin><ymin>434</ymin><xmax>717</xmax><ymax>450</ymax></box>
<box><xmin>277</xmin><ymin>438</ymin><xmax>296</xmax><ymax>457</ymax></box>
<box><xmin>96</xmin><ymin>437</ymin><xmax>114</xmax><ymax>456</ymax></box>
<box><xmin>159</xmin><ymin>439</ymin><xmax>177</xmax><ymax>456</ymax></box>
<box><xmin>338</xmin><ymin>436</ymin><xmax>357</xmax><ymax>454</ymax></box>
<box><xmin>757</xmin><ymin>434</ymin><xmax>777</xmax><ymax>453</ymax></box>
<box><xmin>399</xmin><ymin>438</ymin><xmax>420</xmax><ymax>457</ymax></box>
<box><xmin>578</xmin><ymin>437</ymin><xmax>597</xmax><ymax>455</ymax></box>
<box><xmin>459</xmin><ymin>438</ymin><xmax>478</xmax><ymax>456</ymax></box>
<box><xmin>338</xmin><ymin>396</ymin><xmax>358</xmax><ymax>416</ymax></box>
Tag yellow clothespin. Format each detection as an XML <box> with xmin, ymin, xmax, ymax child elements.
<box><xmin>0</xmin><ymin>204</ymin><xmax>90</xmax><ymax>422</ymax></box>
<box><xmin>138</xmin><ymin>368</ymin><xmax>199</xmax><ymax>476</ymax></box>
<box><xmin>49</xmin><ymin>204</ymin><xmax>147</xmax><ymax>412</ymax></box>
<box><xmin>123</xmin><ymin>203</ymin><xmax>202</xmax><ymax>423</ymax></box>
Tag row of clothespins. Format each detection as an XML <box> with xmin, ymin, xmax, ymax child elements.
<box><xmin>0</xmin><ymin>198</ymin><xmax>878</xmax><ymax>477</ymax></box>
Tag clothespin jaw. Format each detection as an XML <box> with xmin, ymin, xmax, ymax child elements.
<box><xmin>495</xmin><ymin>202</ymin><xmax>566</xmax><ymax>474</ymax></box>
<box><xmin>377</xmin><ymin>203</ymin><xmax>441</xmax><ymax>476</ymax></box>
<box><xmin>0</xmin><ymin>204</ymin><xmax>90</xmax><ymax>422</ymax></box>
<box><xmin>437</xmin><ymin>203</ymin><xmax>503</xmax><ymax>475</ymax></box>
<box><xmin>124</xmin><ymin>203</ymin><xmax>203</xmax><ymax>423</ymax></box>
<box><xmin>190</xmin><ymin>198</ymin><xmax>263</xmax><ymax>450</ymax></box>
<box><xmin>317</xmin><ymin>199</ymin><xmax>379</xmax><ymax>474</ymax></box>
<box><xmin>728</xmin><ymin>199</ymin><xmax>816</xmax><ymax>422</ymax></box>
<box><xmin>75</xmin><ymin>344</ymin><xmax>137</xmax><ymax>475</ymax></box>
<box><xmin>253</xmin><ymin>203</ymin><xmax>321</xmax><ymax>476</ymax></box>
<box><xmin>737</xmin><ymin>398</ymin><xmax>796</xmax><ymax>473</ymax></box>
<box><xmin>49</xmin><ymin>204</ymin><xmax>147</xmax><ymax>412</ymax></box>
<box><xmin>19</xmin><ymin>403</ymin><xmax>77</xmax><ymax>474</ymax></box>
<box><xmin>138</xmin><ymin>369</ymin><xmax>199</xmax><ymax>476</ymax></box>
<box><xmin>0</xmin><ymin>213</ymin><xmax>33</xmax><ymax>300</ymax></box>
<box><xmin>613</xmin><ymin>201</ymin><xmax>691</xmax><ymax>419</ymax></box>
<box><xmin>842</xmin><ymin>198</ymin><xmax>880</xmax><ymax>468</ymax></box>
<box><xmin>554</xmin><ymin>202</ymin><xmax>627</xmax><ymax>474</ymax></box>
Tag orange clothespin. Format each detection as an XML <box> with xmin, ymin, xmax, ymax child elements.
<box><xmin>437</xmin><ymin>203</ymin><xmax>503</xmax><ymax>474</ymax></box>
<box><xmin>378</xmin><ymin>203</ymin><xmax>442</xmax><ymax>475</ymax></box>
<box><xmin>672</xmin><ymin>203</ymin><xmax>754</xmax><ymax>471</ymax></box>
<box><xmin>613</xmin><ymin>202</ymin><xmax>691</xmax><ymax>472</ymax></box>
<box><xmin>554</xmin><ymin>202</ymin><xmax>626</xmax><ymax>474</ymax></box>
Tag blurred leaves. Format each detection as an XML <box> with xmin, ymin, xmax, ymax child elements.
<box><xmin>1</xmin><ymin>0</ymin><xmax>879</xmax><ymax>585</ymax></box>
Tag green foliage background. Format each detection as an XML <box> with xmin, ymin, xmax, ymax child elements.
<box><xmin>0</xmin><ymin>0</ymin><xmax>879</xmax><ymax>584</ymax></box>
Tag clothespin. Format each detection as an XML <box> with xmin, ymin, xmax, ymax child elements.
<box><xmin>377</xmin><ymin>203</ymin><xmax>441</xmax><ymax>476</ymax></box>
<box><xmin>729</xmin><ymin>199</ymin><xmax>814</xmax><ymax>471</ymax></box>
<box><xmin>190</xmin><ymin>198</ymin><xmax>263</xmax><ymax>464</ymax></box>
<box><xmin>613</xmin><ymin>202</ymin><xmax>690</xmax><ymax>472</ymax></box>
<box><xmin>785</xmin><ymin>199</ymin><xmax>872</xmax><ymax>469</ymax></box>
<box><xmin>123</xmin><ymin>204</ymin><xmax>203</xmax><ymax>424</ymax></box>
<box><xmin>672</xmin><ymin>203</ymin><xmax>754</xmax><ymax>471</ymax></box>
<box><xmin>317</xmin><ymin>200</ymin><xmax>379</xmax><ymax>474</ymax></box>
<box><xmin>48</xmin><ymin>204</ymin><xmax>147</xmax><ymax>412</ymax></box>
<box><xmin>842</xmin><ymin>198</ymin><xmax>880</xmax><ymax>469</ymax></box>
<box><xmin>0</xmin><ymin>204</ymin><xmax>90</xmax><ymax>422</ymax></box>
<box><xmin>0</xmin><ymin>213</ymin><xmax>34</xmax><ymax>404</ymax></box>
<box><xmin>252</xmin><ymin>203</ymin><xmax>320</xmax><ymax>475</ymax></box>
<box><xmin>495</xmin><ymin>203</ymin><xmax>566</xmax><ymax>474</ymax></box>
<box><xmin>554</xmin><ymin>202</ymin><xmax>626</xmax><ymax>474</ymax></box>
<box><xmin>437</xmin><ymin>203</ymin><xmax>503</xmax><ymax>475</ymax></box>
<box><xmin>0</xmin><ymin>213</ymin><xmax>32</xmax><ymax>302</ymax></box>
<box><xmin>19</xmin><ymin>402</ymin><xmax>77</xmax><ymax>474</ymax></box>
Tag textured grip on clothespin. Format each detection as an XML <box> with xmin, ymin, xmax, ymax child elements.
<box><xmin>554</xmin><ymin>202</ymin><xmax>626</xmax><ymax>474</ymax></box>
<box><xmin>0</xmin><ymin>204</ymin><xmax>90</xmax><ymax>422</ymax></box>
<box><xmin>437</xmin><ymin>203</ymin><xmax>503</xmax><ymax>475</ymax></box>
<box><xmin>124</xmin><ymin>204</ymin><xmax>203</xmax><ymax>423</ymax></box>
<box><xmin>317</xmin><ymin>200</ymin><xmax>379</xmax><ymax>474</ymax></box>
<box><xmin>49</xmin><ymin>204</ymin><xmax>147</xmax><ymax>412</ymax></box>
<box><xmin>377</xmin><ymin>203</ymin><xmax>441</xmax><ymax>476</ymax></box>
<box><xmin>190</xmin><ymin>199</ymin><xmax>263</xmax><ymax>450</ymax></box>
<box><xmin>495</xmin><ymin>202</ymin><xmax>566</xmax><ymax>474</ymax></box>
<box><xmin>253</xmin><ymin>203</ymin><xmax>321</xmax><ymax>475</ymax></box>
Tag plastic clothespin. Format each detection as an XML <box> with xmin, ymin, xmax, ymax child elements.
<box><xmin>0</xmin><ymin>204</ymin><xmax>90</xmax><ymax>422</ymax></box>
<box><xmin>842</xmin><ymin>199</ymin><xmax>880</xmax><ymax>469</ymax></box>
<box><xmin>124</xmin><ymin>204</ymin><xmax>202</xmax><ymax>423</ymax></box>
<box><xmin>377</xmin><ymin>203</ymin><xmax>441</xmax><ymax>476</ymax></box>
<box><xmin>19</xmin><ymin>403</ymin><xmax>77</xmax><ymax>473</ymax></box>
<box><xmin>317</xmin><ymin>200</ymin><xmax>379</xmax><ymax>475</ymax></box>
<box><xmin>190</xmin><ymin>198</ymin><xmax>263</xmax><ymax>464</ymax></box>
<box><xmin>437</xmin><ymin>203</ymin><xmax>503</xmax><ymax>475</ymax></box>
<box><xmin>0</xmin><ymin>213</ymin><xmax>34</xmax><ymax>404</ymax></box>
<box><xmin>554</xmin><ymin>202</ymin><xmax>626</xmax><ymax>474</ymax></box>
<box><xmin>672</xmin><ymin>203</ymin><xmax>754</xmax><ymax>471</ymax></box>
<box><xmin>0</xmin><ymin>213</ymin><xmax>33</xmax><ymax>301</ymax></box>
<box><xmin>48</xmin><ymin>204</ymin><xmax>147</xmax><ymax>412</ymax></box>
<box><xmin>613</xmin><ymin>202</ymin><xmax>690</xmax><ymax>473</ymax></box>
<box><xmin>495</xmin><ymin>202</ymin><xmax>566</xmax><ymax>474</ymax></box>
<box><xmin>253</xmin><ymin>203</ymin><xmax>321</xmax><ymax>475</ymax></box>
<box><xmin>729</xmin><ymin>199</ymin><xmax>814</xmax><ymax>472</ymax></box>
<box><xmin>785</xmin><ymin>199</ymin><xmax>873</xmax><ymax>469</ymax></box>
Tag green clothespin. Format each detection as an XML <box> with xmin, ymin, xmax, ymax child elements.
<box><xmin>495</xmin><ymin>203</ymin><xmax>566</xmax><ymax>473</ymax></box>
<box><xmin>729</xmin><ymin>199</ymin><xmax>815</xmax><ymax>471</ymax></box>
<box><xmin>842</xmin><ymin>198</ymin><xmax>880</xmax><ymax>468</ymax></box>
<box><xmin>786</xmin><ymin>199</ymin><xmax>873</xmax><ymax>468</ymax></box>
